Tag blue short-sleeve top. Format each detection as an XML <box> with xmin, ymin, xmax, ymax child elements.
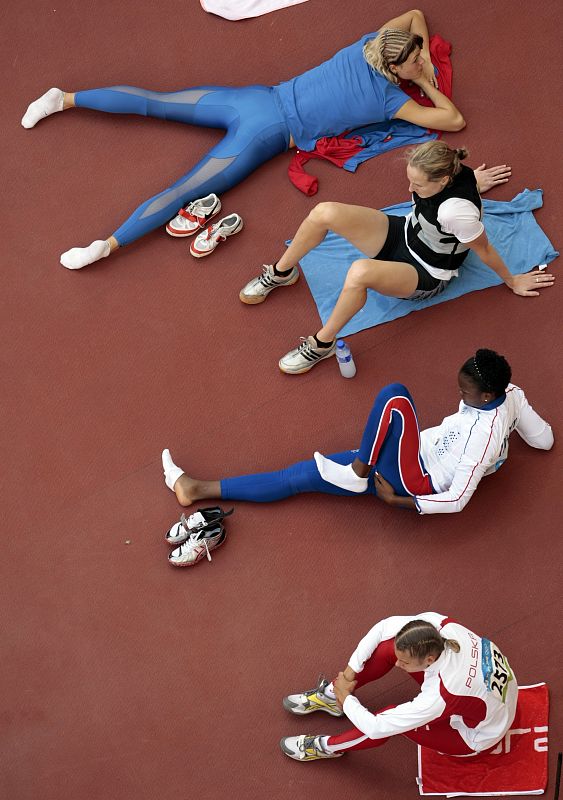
<box><xmin>273</xmin><ymin>32</ymin><xmax>410</xmax><ymax>151</ymax></box>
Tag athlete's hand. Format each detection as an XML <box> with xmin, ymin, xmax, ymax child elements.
<box><xmin>375</xmin><ymin>473</ymin><xmax>419</xmax><ymax>510</ymax></box>
<box><xmin>374</xmin><ymin>472</ymin><xmax>396</xmax><ymax>504</ymax></box>
<box><xmin>421</xmin><ymin>59</ymin><xmax>438</xmax><ymax>88</ymax></box>
<box><xmin>334</xmin><ymin>671</ymin><xmax>357</xmax><ymax>708</ymax></box>
<box><xmin>411</xmin><ymin>74</ymin><xmax>432</xmax><ymax>92</ymax></box>
<box><xmin>474</xmin><ymin>164</ymin><xmax>511</xmax><ymax>194</ymax></box>
<box><xmin>510</xmin><ymin>269</ymin><xmax>555</xmax><ymax>297</ymax></box>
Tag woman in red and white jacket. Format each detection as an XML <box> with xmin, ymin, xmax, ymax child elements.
<box><xmin>280</xmin><ymin>613</ymin><xmax>518</xmax><ymax>761</ymax></box>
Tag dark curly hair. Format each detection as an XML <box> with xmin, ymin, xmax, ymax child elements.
<box><xmin>460</xmin><ymin>349</ymin><xmax>512</xmax><ymax>396</ymax></box>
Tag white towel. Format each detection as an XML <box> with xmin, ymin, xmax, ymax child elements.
<box><xmin>201</xmin><ymin>0</ymin><xmax>309</xmax><ymax>21</ymax></box>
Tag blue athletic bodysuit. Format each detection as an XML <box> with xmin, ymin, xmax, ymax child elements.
<box><xmin>73</xmin><ymin>32</ymin><xmax>409</xmax><ymax>246</ymax></box>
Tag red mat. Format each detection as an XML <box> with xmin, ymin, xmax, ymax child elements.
<box><xmin>417</xmin><ymin>684</ymin><xmax>549</xmax><ymax>796</ymax></box>
<box><xmin>2</xmin><ymin>1</ymin><xmax>562</xmax><ymax>799</ymax></box>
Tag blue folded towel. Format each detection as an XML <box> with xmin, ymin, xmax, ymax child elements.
<box><xmin>298</xmin><ymin>189</ymin><xmax>558</xmax><ymax>336</ymax></box>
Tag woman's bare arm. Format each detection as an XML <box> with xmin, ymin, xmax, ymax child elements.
<box><xmin>380</xmin><ymin>8</ymin><xmax>429</xmax><ymax>43</ymax></box>
<box><xmin>394</xmin><ymin>83</ymin><xmax>466</xmax><ymax>132</ymax></box>
<box><xmin>380</xmin><ymin>8</ymin><xmax>435</xmax><ymax>81</ymax></box>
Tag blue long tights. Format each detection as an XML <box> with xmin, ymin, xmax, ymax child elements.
<box><xmin>74</xmin><ymin>85</ymin><xmax>290</xmax><ymax>246</ymax></box>
<box><xmin>220</xmin><ymin>384</ymin><xmax>434</xmax><ymax>502</ymax></box>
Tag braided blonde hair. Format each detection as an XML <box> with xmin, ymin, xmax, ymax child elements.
<box><xmin>363</xmin><ymin>28</ymin><xmax>423</xmax><ymax>84</ymax></box>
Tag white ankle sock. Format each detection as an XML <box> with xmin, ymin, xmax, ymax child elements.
<box><xmin>323</xmin><ymin>682</ymin><xmax>336</xmax><ymax>700</ymax></box>
<box><xmin>162</xmin><ymin>449</ymin><xmax>185</xmax><ymax>491</ymax></box>
<box><xmin>22</xmin><ymin>88</ymin><xmax>64</xmax><ymax>129</ymax></box>
<box><xmin>60</xmin><ymin>240</ymin><xmax>111</xmax><ymax>270</ymax></box>
<box><xmin>314</xmin><ymin>452</ymin><xmax>368</xmax><ymax>493</ymax></box>
<box><xmin>320</xmin><ymin>736</ymin><xmax>341</xmax><ymax>754</ymax></box>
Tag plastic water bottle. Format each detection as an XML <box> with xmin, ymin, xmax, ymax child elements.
<box><xmin>336</xmin><ymin>339</ymin><xmax>356</xmax><ymax>378</ymax></box>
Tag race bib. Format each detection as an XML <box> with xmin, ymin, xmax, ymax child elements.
<box><xmin>481</xmin><ymin>638</ymin><xmax>514</xmax><ymax>702</ymax></box>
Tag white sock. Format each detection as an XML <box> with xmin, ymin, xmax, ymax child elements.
<box><xmin>323</xmin><ymin>682</ymin><xmax>336</xmax><ymax>700</ymax></box>
<box><xmin>162</xmin><ymin>449</ymin><xmax>185</xmax><ymax>492</ymax></box>
<box><xmin>314</xmin><ymin>452</ymin><xmax>368</xmax><ymax>493</ymax></box>
<box><xmin>319</xmin><ymin>736</ymin><xmax>335</xmax><ymax>753</ymax></box>
<box><xmin>22</xmin><ymin>88</ymin><xmax>64</xmax><ymax>129</ymax></box>
<box><xmin>60</xmin><ymin>240</ymin><xmax>111</xmax><ymax>270</ymax></box>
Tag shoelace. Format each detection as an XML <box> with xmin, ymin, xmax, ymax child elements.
<box><xmin>204</xmin><ymin>222</ymin><xmax>222</xmax><ymax>241</ymax></box>
<box><xmin>299</xmin><ymin>735</ymin><xmax>320</xmax><ymax>755</ymax></box>
<box><xmin>203</xmin><ymin>216</ymin><xmax>240</xmax><ymax>242</ymax></box>
<box><xmin>186</xmin><ymin>200</ymin><xmax>211</xmax><ymax>219</ymax></box>
<box><xmin>296</xmin><ymin>337</ymin><xmax>312</xmax><ymax>353</ymax></box>
<box><xmin>294</xmin><ymin>338</ymin><xmax>332</xmax><ymax>362</ymax></box>
<box><xmin>179</xmin><ymin>531</ymin><xmax>213</xmax><ymax>562</ymax></box>
<box><xmin>305</xmin><ymin>675</ymin><xmax>330</xmax><ymax>703</ymax></box>
<box><xmin>258</xmin><ymin>264</ymin><xmax>277</xmax><ymax>287</ymax></box>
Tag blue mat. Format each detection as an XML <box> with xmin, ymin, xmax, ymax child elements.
<box><xmin>298</xmin><ymin>189</ymin><xmax>558</xmax><ymax>336</ymax></box>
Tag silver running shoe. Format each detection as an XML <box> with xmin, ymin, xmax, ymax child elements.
<box><xmin>279</xmin><ymin>336</ymin><xmax>336</xmax><ymax>374</ymax></box>
<box><xmin>239</xmin><ymin>264</ymin><xmax>299</xmax><ymax>304</ymax></box>
<box><xmin>280</xmin><ymin>734</ymin><xmax>342</xmax><ymax>762</ymax></box>
<box><xmin>283</xmin><ymin>675</ymin><xmax>344</xmax><ymax>717</ymax></box>
<box><xmin>168</xmin><ymin>522</ymin><xmax>226</xmax><ymax>567</ymax></box>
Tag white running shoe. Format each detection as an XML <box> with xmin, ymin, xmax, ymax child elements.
<box><xmin>280</xmin><ymin>734</ymin><xmax>342</xmax><ymax>762</ymax></box>
<box><xmin>190</xmin><ymin>214</ymin><xmax>243</xmax><ymax>258</ymax></box>
<box><xmin>279</xmin><ymin>336</ymin><xmax>336</xmax><ymax>374</ymax></box>
<box><xmin>166</xmin><ymin>194</ymin><xmax>222</xmax><ymax>237</ymax></box>
<box><xmin>239</xmin><ymin>264</ymin><xmax>299</xmax><ymax>304</ymax></box>
<box><xmin>168</xmin><ymin>522</ymin><xmax>226</xmax><ymax>567</ymax></box>
<box><xmin>283</xmin><ymin>675</ymin><xmax>344</xmax><ymax>717</ymax></box>
<box><xmin>165</xmin><ymin>507</ymin><xmax>234</xmax><ymax>545</ymax></box>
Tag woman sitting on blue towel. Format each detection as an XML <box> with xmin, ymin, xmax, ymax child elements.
<box><xmin>238</xmin><ymin>140</ymin><xmax>555</xmax><ymax>374</ymax></box>
<box><xmin>22</xmin><ymin>9</ymin><xmax>466</xmax><ymax>269</ymax></box>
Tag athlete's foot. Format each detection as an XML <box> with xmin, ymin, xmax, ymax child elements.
<box><xmin>162</xmin><ymin>448</ymin><xmax>197</xmax><ymax>506</ymax></box>
<box><xmin>172</xmin><ymin>475</ymin><xmax>202</xmax><ymax>507</ymax></box>
<box><xmin>21</xmin><ymin>88</ymin><xmax>65</xmax><ymax>128</ymax></box>
<box><xmin>161</xmin><ymin>449</ymin><xmax>221</xmax><ymax>506</ymax></box>
<box><xmin>60</xmin><ymin>239</ymin><xmax>111</xmax><ymax>270</ymax></box>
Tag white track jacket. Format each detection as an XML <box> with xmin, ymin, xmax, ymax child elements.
<box><xmin>415</xmin><ymin>384</ymin><xmax>553</xmax><ymax>514</ymax></box>
<box><xmin>344</xmin><ymin>612</ymin><xmax>518</xmax><ymax>753</ymax></box>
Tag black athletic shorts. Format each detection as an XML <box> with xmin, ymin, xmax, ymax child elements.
<box><xmin>375</xmin><ymin>214</ymin><xmax>449</xmax><ymax>299</ymax></box>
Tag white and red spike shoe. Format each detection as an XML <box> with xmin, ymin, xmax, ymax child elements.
<box><xmin>165</xmin><ymin>506</ymin><xmax>234</xmax><ymax>545</ymax></box>
<box><xmin>190</xmin><ymin>213</ymin><xmax>243</xmax><ymax>257</ymax></box>
<box><xmin>166</xmin><ymin>194</ymin><xmax>221</xmax><ymax>237</ymax></box>
<box><xmin>168</xmin><ymin>522</ymin><xmax>226</xmax><ymax>567</ymax></box>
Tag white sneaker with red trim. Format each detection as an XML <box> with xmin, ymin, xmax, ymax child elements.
<box><xmin>166</xmin><ymin>194</ymin><xmax>221</xmax><ymax>237</ymax></box>
<box><xmin>190</xmin><ymin>213</ymin><xmax>244</xmax><ymax>258</ymax></box>
<box><xmin>168</xmin><ymin>522</ymin><xmax>226</xmax><ymax>567</ymax></box>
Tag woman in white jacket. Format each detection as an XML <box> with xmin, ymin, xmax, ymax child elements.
<box><xmin>280</xmin><ymin>612</ymin><xmax>518</xmax><ymax>761</ymax></box>
<box><xmin>162</xmin><ymin>349</ymin><xmax>553</xmax><ymax>561</ymax></box>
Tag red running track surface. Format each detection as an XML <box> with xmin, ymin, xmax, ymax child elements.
<box><xmin>2</xmin><ymin>1</ymin><xmax>561</xmax><ymax>799</ymax></box>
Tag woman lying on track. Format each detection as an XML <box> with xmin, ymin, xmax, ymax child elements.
<box><xmin>239</xmin><ymin>140</ymin><xmax>555</xmax><ymax>374</ymax></box>
<box><xmin>279</xmin><ymin>613</ymin><xmax>518</xmax><ymax>761</ymax></box>
<box><xmin>161</xmin><ymin>350</ymin><xmax>553</xmax><ymax>558</ymax></box>
<box><xmin>21</xmin><ymin>9</ymin><xmax>469</xmax><ymax>269</ymax></box>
